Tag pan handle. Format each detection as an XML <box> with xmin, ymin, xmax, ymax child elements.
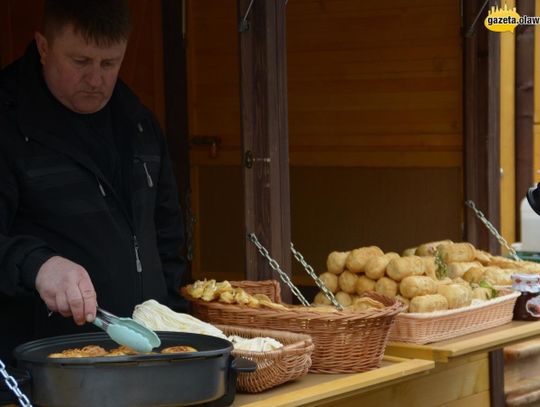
<box><xmin>231</xmin><ymin>357</ymin><xmax>257</xmax><ymax>373</ymax></box>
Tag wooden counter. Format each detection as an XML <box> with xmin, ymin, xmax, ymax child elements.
<box><xmin>233</xmin><ymin>356</ymin><xmax>434</xmax><ymax>407</ymax></box>
<box><xmin>385</xmin><ymin>320</ymin><xmax>540</xmax><ymax>362</ymax></box>
<box><xmin>384</xmin><ymin>320</ymin><xmax>540</xmax><ymax>406</ymax></box>
<box><xmin>234</xmin><ymin>321</ymin><xmax>540</xmax><ymax>407</ymax></box>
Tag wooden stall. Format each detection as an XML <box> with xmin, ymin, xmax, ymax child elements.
<box><xmin>1</xmin><ymin>1</ymin><xmax>539</xmax><ymax>407</ymax></box>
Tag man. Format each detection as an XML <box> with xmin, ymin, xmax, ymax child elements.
<box><xmin>0</xmin><ymin>0</ymin><xmax>188</xmax><ymax>363</ymax></box>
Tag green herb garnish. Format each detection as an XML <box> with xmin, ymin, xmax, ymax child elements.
<box><xmin>479</xmin><ymin>280</ymin><xmax>499</xmax><ymax>299</ymax></box>
<box><xmin>433</xmin><ymin>247</ymin><xmax>448</xmax><ymax>280</ymax></box>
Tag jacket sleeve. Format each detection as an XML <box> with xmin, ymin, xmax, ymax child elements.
<box><xmin>0</xmin><ymin>137</ymin><xmax>57</xmax><ymax>297</ymax></box>
<box><xmin>150</xmin><ymin>118</ymin><xmax>190</xmax><ymax>312</ymax></box>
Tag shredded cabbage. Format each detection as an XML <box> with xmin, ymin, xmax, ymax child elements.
<box><xmin>133</xmin><ymin>299</ymin><xmax>284</xmax><ymax>351</ymax></box>
<box><xmin>132</xmin><ymin>299</ymin><xmax>227</xmax><ymax>339</ymax></box>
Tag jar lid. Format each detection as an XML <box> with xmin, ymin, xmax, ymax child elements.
<box><xmin>512</xmin><ymin>273</ymin><xmax>540</xmax><ymax>293</ymax></box>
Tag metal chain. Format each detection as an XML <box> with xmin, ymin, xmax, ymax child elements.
<box><xmin>247</xmin><ymin>233</ymin><xmax>311</xmax><ymax>307</ymax></box>
<box><xmin>465</xmin><ymin>200</ymin><xmax>521</xmax><ymax>261</ymax></box>
<box><xmin>0</xmin><ymin>359</ymin><xmax>32</xmax><ymax>407</ymax></box>
<box><xmin>290</xmin><ymin>243</ymin><xmax>343</xmax><ymax>310</ymax></box>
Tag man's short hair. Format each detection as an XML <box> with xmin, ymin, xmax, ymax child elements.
<box><xmin>44</xmin><ymin>0</ymin><xmax>132</xmax><ymax>46</ymax></box>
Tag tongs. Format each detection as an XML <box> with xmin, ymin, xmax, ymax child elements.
<box><xmin>92</xmin><ymin>307</ymin><xmax>161</xmax><ymax>353</ymax></box>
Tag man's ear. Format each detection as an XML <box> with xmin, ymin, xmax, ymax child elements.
<box><xmin>35</xmin><ymin>32</ymin><xmax>49</xmax><ymax>64</ymax></box>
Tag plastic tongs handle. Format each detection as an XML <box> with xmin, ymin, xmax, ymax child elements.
<box><xmin>92</xmin><ymin>307</ymin><xmax>111</xmax><ymax>331</ymax></box>
<box><xmin>96</xmin><ymin>307</ymin><xmax>116</xmax><ymax>323</ymax></box>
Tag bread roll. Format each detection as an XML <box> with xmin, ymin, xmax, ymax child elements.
<box><xmin>364</xmin><ymin>256</ymin><xmax>389</xmax><ymax>280</ymax></box>
<box><xmin>475</xmin><ymin>250</ymin><xmax>492</xmax><ymax>265</ymax></box>
<box><xmin>487</xmin><ymin>256</ymin><xmax>522</xmax><ymax>270</ymax></box>
<box><xmin>326</xmin><ymin>251</ymin><xmax>349</xmax><ymax>274</ymax></box>
<box><xmin>347</xmin><ymin>296</ymin><xmax>385</xmax><ymax>311</ymax></box>
<box><xmin>309</xmin><ymin>305</ymin><xmax>339</xmax><ymax>313</ymax></box>
<box><xmin>313</xmin><ymin>291</ymin><xmax>332</xmax><ymax>305</ymax></box>
<box><xmin>345</xmin><ymin>246</ymin><xmax>384</xmax><ymax>273</ymax></box>
<box><xmin>447</xmin><ymin>261</ymin><xmax>482</xmax><ymax>279</ymax></box>
<box><xmin>436</xmin><ymin>277</ymin><xmax>453</xmax><ymax>285</ymax></box>
<box><xmin>409</xmin><ymin>294</ymin><xmax>448</xmax><ymax>313</ymax></box>
<box><xmin>437</xmin><ymin>284</ymin><xmax>472</xmax><ymax>309</ymax></box>
<box><xmin>462</xmin><ymin>266</ymin><xmax>486</xmax><ymax>284</ymax></box>
<box><xmin>355</xmin><ymin>275</ymin><xmax>376</xmax><ymax>295</ymax></box>
<box><xmin>335</xmin><ymin>291</ymin><xmax>353</xmax><ymax>307</ymax></box>
<box><xmin>402</xmin><ymin>247</ymin><xmax>417</xmax><ymax>257</ymax></box>
<box><xmin>421</xmin><ymin>256</ymin><xmax>438</xmax><ymax>280</ymax></box>
<box><xmin>395</xmin><ymin>295</ymin><xmax>410</xmax><ymax>308</ymax></box>
<box><xmin>483</xmin><ymin>268</ymin><xmax>513</xmax><ymax>286</ymax></box>
<box><xmin>451</xmin><ymin>277</ymin><xmax>469</xmax><ymax>286</ymax></box>
<box><xmin>472</xmin><ymin>287</ymin><xmax>492</xmax><ymax>301</ymax></box>
<box><xmin>521</xmin><ymin>261</ymin><xmax>540</xmax><ymax>274</ymax></box>
<box><xmin>385</xmin><ymin>252</ymin><xmax>401</xmax><ymax>260</ymax></box>
<box><xmin>338</xmin><ymin>270</ymin><xmax>358</xmax><ymax>294</ymax></box>
<box><xmin>415</xmin><ymin>240</ymin><xmax>453</xmax><ymax>256</ymax></box>
<box><xmin>399</xmin><ymin>276</ymin><xmax>438</xmax><ymax>299</ymax></box>
<box><xmin>319</xmin><ymin>272</ymin><xmax>339</xmax><ymax>293</ymax></box>
<box><xmin>386</xmin><ymin>256</ymin><xmax>425</xmax><ymax>281</ymax></box>
<box><xmin>438</xmin><ymin>242</ymin><xmax>476</xmax><ymax>263</ymax></box>
<box><xmin>374</xmin><ymin>277</ymin><xmax>398</xmax><ymax>298</ymax></box>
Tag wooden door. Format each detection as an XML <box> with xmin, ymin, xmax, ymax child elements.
<box><xmin>0</xmin><ymin>0</ymin><xmax>165</xmax><ymax>127</ymax></box>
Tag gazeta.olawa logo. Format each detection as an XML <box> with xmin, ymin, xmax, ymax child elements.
<box><xmin>485</xmin><ymin>3</ymin><xmax>540</xmax><ymax>33</ymax></box>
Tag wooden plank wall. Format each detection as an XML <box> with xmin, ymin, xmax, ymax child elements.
<box><xmin>188</xmin><ymin>0</ymin><xmax>462</xmax><ymax>159</ymax></box>
<box><xmin>0</xmin><ymin>0</ymin><xmax>165</xmax><ymax>127</ymax></box>
<box><xmin>286</xmin><ymin>0</ymin><xmax>462</xmax><ymax>161</ymax></box>
<box><xmin>188</xmin><ymin>0</ymin><xmax>464</xmax><ymax>284</ymax></box>
<box><xmin>0</xmin><ymin>0</ymin><xmax>42</xmax><ymax>67</ymax></box>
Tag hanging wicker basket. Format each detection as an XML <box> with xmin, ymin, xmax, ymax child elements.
<box><xmin>182</xmin><ymin>280</ymin><xmax>404</xmax><ymax>373</ymax></box>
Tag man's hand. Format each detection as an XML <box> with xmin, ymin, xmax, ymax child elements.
<box><xmin>35</xmin><ymin>256</ymin><xmax>97</xmax><ymax>325</ymax></box>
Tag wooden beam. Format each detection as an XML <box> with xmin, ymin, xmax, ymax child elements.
<box><xmin>161</xmin><ymin>0</ymin><xmax>192</xmax><ymax>283</ymax></box>
<box><xmin>463</xmin><ymin>0</ymin><xmax>501</xmax><ymax>253</ymax></box>
<box><xmin>238</xmin><ymin>0</ymin><xmax>292</xmax><ymax>302</ymax></box>
<box><xmin>488</xmin><ymin>349</ymin><xmax>505</xmax><ymax>407</ymax></box>
<box><xmin>515</xmin><ymin>0</ymin><xmax>535</xmax><ymax>238</ymax></box>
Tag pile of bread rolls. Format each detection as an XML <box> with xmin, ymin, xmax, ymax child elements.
<box><xmin>314</xmin><ymin>240</ymin><xmax>540</xmax><ymax>313</ymax></box>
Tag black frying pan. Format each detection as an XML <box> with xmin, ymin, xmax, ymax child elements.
<box><xmin>12</xmin><ymin>331</ymin><xmax>255</xmax><ymax>407</ymax></box>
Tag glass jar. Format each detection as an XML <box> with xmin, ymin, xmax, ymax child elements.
<box><xmin>511</xmin><ymin>273</ymin><xmax>540</xmax><ymax>321</ymax></box>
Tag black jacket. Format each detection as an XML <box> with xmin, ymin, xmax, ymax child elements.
<box><xmin>0</xmin><ymin>43</ymin><xmax>188</xmax><ymax>363</ymax></box>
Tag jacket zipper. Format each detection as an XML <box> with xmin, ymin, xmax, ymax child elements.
<box><xmin>133</xmin><ymin>156</ymin><xmax>155</xmax><ymax>188</ymax></box>
<box><xmin>142</xmin><ymin>162</ymin><xmax>154</xmax><ymax>188</ymax></box>
<box><xmin>133</xmin><ymin>235</ymin><xmax>143</xmax><ymax>273</ymax></box>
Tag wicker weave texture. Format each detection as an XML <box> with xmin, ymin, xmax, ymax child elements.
<box><xmin>217</xmin><ymin>324</ymin><xmax>313</xmax><ymax>393</ymax></box>
<box><xmin>389</xmin><ymin>290</ymin><xmax>520</xmax><ymax>344</ymax></box>
<box><xmin>184</xmin><ymin>280</ymin><xmax>403</xmax><ymax>374</ymax></box>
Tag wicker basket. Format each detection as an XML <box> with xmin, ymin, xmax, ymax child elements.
<box><xmin>216</xmin><ymin>324</ymin><xmax>313</xmax><ymax>393</ymax></box>
<box><xmin>389</xmin><ymin>290</ymin><xmax>520</xmax><ymax>344</ymax></box>
<box><xmin>182</xmin><ymin>280</ymin><xmax>404</xmax><ymax>373</ymax></box>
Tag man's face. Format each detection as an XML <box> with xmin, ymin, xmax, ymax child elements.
<box><xmin>35</xmin><ymin>26</ymin><xmax>127</xmax><ymax>114</ymax></box>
